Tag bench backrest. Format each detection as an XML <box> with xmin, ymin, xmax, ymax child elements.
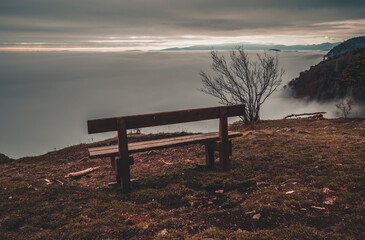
<box><xmin>87</xmin><ymin>104</ymin><xmax>244</xmax><ymax>134</ymax></box>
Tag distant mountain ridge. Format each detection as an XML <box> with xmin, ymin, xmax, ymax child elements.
<box><xmin>324</xmin><ymin>36</ymin><xmax>365</xmax><ymax>59</ymax></box>
<box><xmin>162</xmin><ymin>42</ymin><xmax>340</xmax><ymax>51</ymax></box>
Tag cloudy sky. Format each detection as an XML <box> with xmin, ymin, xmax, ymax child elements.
<box><xmin>1</xmin><ymin>0</ymin><xmax>365</xmax><ymax>51</ymax></box>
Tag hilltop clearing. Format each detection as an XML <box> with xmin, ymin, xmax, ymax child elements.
<box><xmin>1</xmin><ymin>119</ymin><xmax>364</xmax><ymax>239</ymax></box>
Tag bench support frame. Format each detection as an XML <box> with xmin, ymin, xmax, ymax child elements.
<box><xmin>88</xmin><ymin>105</ymin><xmax>244</xmax><ymax>193</ymax></box>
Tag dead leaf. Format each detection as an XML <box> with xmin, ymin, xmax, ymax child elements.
<box><xmin>286</xmin><ymin>190</ymin><xmax>295</xmax><ymax>194</ymax></box>
<box><xmin>252</xmin><ymin>213</ymin><xmax>261</xmax><ymax>220</ymax></box>
<box><xmin>215</xmin><ymin>189</ymin><xmax>224</xmax><ymax>194</ymax></box>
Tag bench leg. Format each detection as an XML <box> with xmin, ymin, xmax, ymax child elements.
<box><xmin>110</xmin><ymin>157</ymin><xmax>121</xmax><ymax>183</ymax></box>
<box><xmin>218</xmin><ymin>141</ymin><xmax>232</xmax><ymax>171</ymax></box>
<box><xmin>116</xmin><ymin>157</ymin><xmax>131</xmax><ymax>193</ymax></box>
<box><xmin>110</xmin><ymin>157</ymin><xmax>116</xmax><ymax>171</ymax></box>
<box><xmin>117</xmin><ymin>118</ymin><xmax>131</xmax><ymax>193</ymax></box>
<box><xmin>116</xmin><ymin>175</ymin><xmax>121</xmax><ymax>184</ymax></box>
<box><xmin>219</xmin><ymin>144</ymin><xmax>230</xmax><ymax>171</ymax></box>
<box><xmin>205</xmin><ymin>144</ymin><xmax>215</xmax><ymax>168</ymax></box>
<box><xmin>219</xmin><ymin>107</ymin><xmax>231</xmax><ymax>171</ymax></box>
<box><xmin>115</xmin><ymin>156</ymin><xmax>134</xmax><ymax>184</ymax></box>
<box><xmin>228</xmin><ymin>141</ymin><xmax>233</xmax><ymax>156</ymax></box>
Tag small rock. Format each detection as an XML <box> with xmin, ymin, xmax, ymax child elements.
<box><xmin>158</xmin><ymin>228</ymin><xmax>168</xmax><ymax>236</ymax></box>
<box><xmin>322</xmin><ymin>187</ymin><xmax>333</xmax><ymax>193</ymax></box>
<box><xmin>323</xmin><ymin>197</ymin><xmax>335</xmax><ymax>205</ymax></box>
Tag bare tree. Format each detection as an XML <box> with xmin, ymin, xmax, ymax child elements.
<box><xmin>335</xmin><ymin>98</ymin><xmax>353</xmax><ymax>118</ymax></box>
<box><xmin>200</xmin><ymin>49</ymin><xmax>284</xmax><ymax>124</ymax></box>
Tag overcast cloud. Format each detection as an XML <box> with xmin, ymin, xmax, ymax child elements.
<box><xmin>0</xmin><ymin>0</ymin><xmax>365</xmax><ymax>50</ymax></box>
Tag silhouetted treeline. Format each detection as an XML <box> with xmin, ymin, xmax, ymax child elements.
<box><xmin>287</xmin><ymin>48</ymin><xmax>365</xmax><ymax>102</ymax></box>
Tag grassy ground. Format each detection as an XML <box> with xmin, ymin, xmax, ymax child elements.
<box><xmin>0</xmin><ymin>118</ymin><xmax>364</xmax><ymax>239</ymax></box>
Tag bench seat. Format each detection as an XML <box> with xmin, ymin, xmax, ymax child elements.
<box><xmin>89</xmin><ymin>131</ymin><xmax>242</xmax><ymax>159</ymax></box>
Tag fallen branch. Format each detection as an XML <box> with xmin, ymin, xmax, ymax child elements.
<box><xmin>65</xmin><ymin>166</ymin><xmax>100</xmax><ymax>178</ymax></box>
<box><xmin>56</xmin><ymin>179</ymin><xmax>64</xmax><ymax>185</ymax></box>
<box><xmin>161</xmin><ymin>160</ymin><xmax>175</xmax><ymax>165</ymax></box>
<box><xmin>284</xmin><ymin>112</ymin><xmax>326</xmax><ymax>119</ymax></box>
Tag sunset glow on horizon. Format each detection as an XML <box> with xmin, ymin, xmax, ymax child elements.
<box><xmin>1</xmin><ymin>0</ymin><xmax>364</xmax><ymax>52</ymax></box>
<box><xmin>0</xmin><ymin>34</ymin><xmax>354</xmax><ymax>52</ymax></box>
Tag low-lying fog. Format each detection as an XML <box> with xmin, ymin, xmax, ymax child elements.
<box><xmin>0</xmin><ymin>50</ymin><xmax>356</xmax><ymax>158</ymax></box>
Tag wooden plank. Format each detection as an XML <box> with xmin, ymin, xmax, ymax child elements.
<box><xmin>87</xmin><ymin>104</ymin><xmax>244</xmax><ymax>133</ymax></box>
<box><xmin>89</xmin><ymin>132</ymin><xmax>242</xmax><ymax>158</ymax></box>
<box><xmin>88</xmin><ymin>118</ymin><xmax>116</xmax><ymax>134</ymax></box>
<box><xmin>89</xmin><ymin>131</ymin><xmax>242</xmax><ymax>159</ymax></box>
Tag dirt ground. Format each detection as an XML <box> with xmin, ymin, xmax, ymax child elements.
<box><xmin>1</xmin><ymin>118</ymin><xmax>364</xmax><ymax>239</ymax></box>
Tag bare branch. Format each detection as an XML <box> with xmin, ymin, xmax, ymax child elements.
<box><xmin>200</xmin><ymin>49</ymin><xmax>284</xmax><ymax>124</ymax></box>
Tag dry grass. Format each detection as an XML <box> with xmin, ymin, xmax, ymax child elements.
<box><xmin>0</xmin><ymin>118</ymin><xmax>364</xmax><ymax>239</ymax></box>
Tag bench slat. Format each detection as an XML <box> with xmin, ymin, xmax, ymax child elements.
<box><xmin>89</xmin><ymin>131</ymin><xmax>242</xmax><ymax>159</ymax></box>
<box><xmin>88</xmin><ymin>104</ymin><xmax>244</xmax><ymax>133</ymax></box>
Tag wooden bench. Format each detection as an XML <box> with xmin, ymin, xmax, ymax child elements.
<box><xmin>87</xmin><ymin>105</ymin><xmax>244</xmax><ymax>193</ymax></box>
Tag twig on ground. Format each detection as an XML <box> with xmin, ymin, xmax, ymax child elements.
<box><xmin>64</xmin><ymin>166</ymin><xmax>100</xmax><ymax>178</ymax></box>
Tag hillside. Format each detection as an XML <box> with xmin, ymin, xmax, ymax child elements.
<box><xmin>287</xmin><ymin>47</ymin><xmax>365</xmax><ymax>103</ymax></box>
<box><xmin>1</xmin><ymin>119</ymin><xmax>364</xmax><ymax>239</ymax></box>
<box><xmin>324</xmin><ymin>36</ymin><xmax>365</xmax><ymax>59</ymax></box>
